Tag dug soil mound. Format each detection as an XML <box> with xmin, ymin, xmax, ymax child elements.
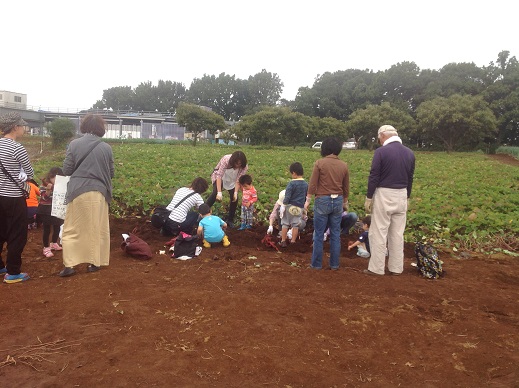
<box><xmin>1</xmin><ymin>218</ymin><xmax>518</xmax><ymax>387</ymax></box>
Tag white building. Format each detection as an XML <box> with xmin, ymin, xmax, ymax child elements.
<box><xmin>0</xmin><ymin>90</ymin><xmax>27</xmax><ymax>109</ymax></box>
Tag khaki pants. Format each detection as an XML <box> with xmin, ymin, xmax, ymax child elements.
<box><xmin>62</xmin><ymin>191</ymin><xmax>110</xmax><ymax>268</ymax></box>
<box><xmin>367</xmin><ymin>188</ymin><xmax>407</xmax><ymax>275</ymax></box>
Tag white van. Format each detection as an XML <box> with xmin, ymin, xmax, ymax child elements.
<box><xmin>311</xmin><ymin>141</ymin><xmax>322</xmax><ymax>149</ymax></box>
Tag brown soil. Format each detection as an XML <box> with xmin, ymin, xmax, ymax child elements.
<box><xmin>1</xmin><ymin>218</ymin><xmax>518</xmax><ymax>387</ymax></box>
<box><xmin>488</xmin><ymin>153</ymin><xmax>519</xmax><ymax>166</ymax></box>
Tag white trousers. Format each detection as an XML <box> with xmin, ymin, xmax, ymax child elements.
<box><xmin>367</xmin><ymin>187</ymin><xmax>407</xmax><ymax>275</ymax></box>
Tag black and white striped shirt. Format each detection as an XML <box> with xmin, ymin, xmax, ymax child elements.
<box><xmin>166</xmin><ymin>187</ymin><xmax>204</xmax><ymax>223</ymax></box>
<box><xmin>0</xmin><ymin>138</ymin><xmax>34</xmax><ymax>197</ymax></box>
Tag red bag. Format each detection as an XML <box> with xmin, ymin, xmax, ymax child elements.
<box><xmin>121</xmin><ymin>230</ymin><xmax>153</xmax><ymax>260</ymax></box>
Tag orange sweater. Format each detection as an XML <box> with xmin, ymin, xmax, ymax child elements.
<box><xmin>26</xmin><ymin>182</ymin><xmax>40</xmax><ymax>208</ymax></box>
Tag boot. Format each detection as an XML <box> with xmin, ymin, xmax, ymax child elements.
<box><xmin>222</xmin><ymin>235</ymin><xmax>230</xmax><ymax>247</ymax></box>
<box><xmin>237</xmin><ymin>223</ymin><xmax>247</xmax><ymax>231</ymax></box>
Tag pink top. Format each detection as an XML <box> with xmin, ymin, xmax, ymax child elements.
<box><xmin>242</xmin><ymin>185</ymin><xmax>257</xmax><ymax>206</ymax></box>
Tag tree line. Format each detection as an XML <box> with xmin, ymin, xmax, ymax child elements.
<box><xmin>92</xmin><ymin>51</ymin><xmax>519</xmax><ymax>151</ymax></box>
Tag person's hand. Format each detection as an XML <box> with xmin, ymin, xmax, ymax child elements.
<box><xmin>233</xmin><ymin>191</ymin><xmax>238</xmax><ymax>202</ymax></box>
<box><xmin>279</xmin><ymin>205</ymin><xmax>285</xmax><ymax>219</ymax></box>
<box><xmin>407</xmin><ymin>198</ymin><xmax>410</xmax><ymax>209</ymax></box>
<box><xmin>364</xmin><ymin>197</ymin><xmax>372</xmax><ymax>213</ymax></box>
<box><xmin>243</xmin><ymin>201</ymin><xmax>249</xmax><ymax>207</ymax></box>
<box><xmin>348</xmin><ymin>245</ymin><xmax>353</xmax><ymax>251</ymax></box>
<box><xmin>267</xmin><ymin>225</ymin><xmax>273</xmax><ymax>234</ymax></box>
<box><xmin>216</xmin><ymin>192</ymin><xmax>223</xmax><ymax>201</ymax></box>
<box><xmin>304</xmin><ymin>197</ymin><xmax>310</xmax><ymax>211</ymax></box>
<box><xmin>343</xmin><ymin>200</ymin><xmax>349</xmax><ymax>212</ymax></box>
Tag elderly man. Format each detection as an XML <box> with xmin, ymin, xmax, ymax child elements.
<box><xmin>364</xmin><ymin>125</ymin><xmax>415</xmax><ymax>276</ymax></box>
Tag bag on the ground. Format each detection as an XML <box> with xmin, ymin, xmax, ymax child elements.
<box><xmin>172</xmin><ymin>232</ymin><xmax>200</xmax><ymax>259</ymax></box>
<box><xmin>415</xmin><ymin>241</ymin><xmax>444</xmax><ymax>279</ymax></box>
<box><xmin>121</xmin><ymin>233</ymin><xmax>153</xmax><ymax>260</ymax></box>
<box><xmin>151</xmin><ymin>206</ymin><xmax>171</xmax><ymax>228</ymax></box>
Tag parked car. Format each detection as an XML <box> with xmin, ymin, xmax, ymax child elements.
<box><xmin>311</xmin><ymin>141</ymin><xmax>322</xmax><ymax>149</ymax></box>
<box><xmin>342</xmin><ymin>138</ymin><xmax>357</xmax><ymax>150</ymax></box>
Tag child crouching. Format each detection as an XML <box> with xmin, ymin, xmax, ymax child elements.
<box><xmin>197</xmin><ymin>204</ymin><xmax>230</xmax><ymax>248</ymax></box>
<box><xmin>348</xmin><ymin>215</ymin><xmax>371</xmax><ymax>258</ymax></box>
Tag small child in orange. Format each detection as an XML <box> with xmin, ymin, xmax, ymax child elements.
<box><xmin>26</xmin><ymin>179</ymin><xmax>40</xmax><ymax>229</ymax></box>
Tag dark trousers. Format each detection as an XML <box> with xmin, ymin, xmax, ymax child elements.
<box><xmin>163</xmin><ymin>211</ymin><xmax>200</xmax><ymax>236</ymax></box>
<box><xmin>43</xmin><ymin>224</ymin><xmax>61</xmax><ymax>246</ymax></box>
<box><xmin>205</xmin><ymin>182</ymin><xmax>237</xmax><ymax>224</ymax></box>
<box><xmin>0</xmin><ymin>196</ymin><xmax>28</xmax><ymax>275</ymax></box>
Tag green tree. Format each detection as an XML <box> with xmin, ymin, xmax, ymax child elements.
<box><xmin>308</xmin><ymin>117</ymin><xmax>348</xmax><ymax>143</ymax></box>
<box><xmin>187</xmin><ymin>73</ymin><xmax>238</xmax><ymax>120</ymax></box>
<box><xmin>234</xmin><ymin>107</ymin><xmax>312</xmax><ymax>146</ymax></box>
<box><xmin>294</xmin><ymin>69</ymin><xmax>380</xmax><ymax>120</ymax></box>
<box><xmin>156</xmin><ymin>80</ymin><xmax>186</xmax><ymax>113</ymax></box>
<box><xmin>175</xmin><ymin>103</ymin><xmax>226</xmax><ymax>146</ymax></box>
<box><xmin>345</xmin><ymin>102</ymin><xmax>416</xmax><ymax>149</ymax></box>
<box><xmin>483</xmin><ymin>51</ymin><xmax>519</xmax><ymax>145</ymax></box>
<box><xmin>416</xmin><ymin>94</ymin><xmax>498</xmax><ymax>152</ymax></box>
<box><xmin>48</xmin><ymin>117</ymin><xmax>76</xmax><ymax>148</ymax></box>
<box><xmin>93</xmin><ymin>86</ymin><xmax>135</xmax><ymax>111</ymax></box>
<box><xmin>134</xmin><ymin>81</ymin><xmax>158</xmax><ymax>111</ymax></box>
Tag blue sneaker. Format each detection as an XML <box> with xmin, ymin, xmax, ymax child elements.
<box><xmin>0</xmin><ymin>267</ymin><xmax>7</xmax><ymax>274</ymax></box>
<box><xmin>4</xmin><ymin>273</ymin><xmax>30</xmax><ymax>284</ymax></box>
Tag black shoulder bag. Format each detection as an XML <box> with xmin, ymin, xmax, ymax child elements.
<box><xmin>0</xmin><ymin>159</ymin><xmax>31</xmax><ymax>198</ymax></box>
<box><xmin>151</xmin><ymin>191</ymin><xmax>197</xmax><ymax>229</ymax></box>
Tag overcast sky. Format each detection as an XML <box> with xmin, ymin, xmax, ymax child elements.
<box><xmin>2</xmin><ymin>0</ymin><xmax>517</xmax><ymax>111</ymax></box>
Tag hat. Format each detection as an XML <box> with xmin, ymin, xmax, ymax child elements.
<box><xmin>0</xmin><ymin>112</ymin><xmax>28</xmax><ymax>133</ymax></box>
<box><xmin>378</xmin><ymin>125</ymin><xmax>397</xmax><ymax>136</ymax></box>
<box><xmin>276</xmin><ymin>190</ymin><xmax>286</xmax><ymax>206</ymax></box>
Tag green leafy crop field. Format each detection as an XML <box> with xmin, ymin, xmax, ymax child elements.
<box><xmin>28</xmin><ymin>139</ymin><xmax>518</xmax><ymax>250</ymax></box>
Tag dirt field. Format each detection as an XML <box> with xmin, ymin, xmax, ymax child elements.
<box><xmin>1</xmin><ymin>215</ymin><xmax>518</xmax><ymax>387</ymax></box>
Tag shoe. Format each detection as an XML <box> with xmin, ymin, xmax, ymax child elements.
<box><xmin>389</xmin><ymin>271</ymin><xmax>402</xmax><ymax>276</ymax></box>
<box><xmin>50</xmin><ymin>242</ymin><xmax>62</xmax><ymax>251</ymax></box>
<box><xmin>222</xmin><ymin>236</ymin><xmax>230</xmax><ymax>247</ymax></box>
<box><xmin>363</xmin><ymin>269</ymin><xmax>383</xmax><ymax>276</ymax></box>
<box><xmin>4</xmin><ymin>273</ymin><xmax>30</xmax><ymax>283</ymax></box>
<box><xmin>308</xmin><ymin>265</ymin><xmax>322</xmax><ymax>270</ymax></box>
<box><xmin>328</xmin><ymin>267</ymin><xmax>339</xmax><ymax>271</ymax></box>
<box><xmin>0</xmin><ymin>267</ymin><xmax>7</xmax><ymax>274</ymax></box>
<box><xmin>237</xmin><ymin>223</ymin><xmax>247</xmax><ymax>231</ymax></box>
<box><xmin>278</xmin><ymin>240</ymin><xmax>288</xmax><ymax>248</ymax></box>
<box><xmin>43</xmin><ymin>247</ymin><xmax>54</xmax><ymax>258</ymax></box>
<box><xmin>245</xmin><ymin>224</ymin><xmax>252</xmax><ymax>229</ymax></box>
<box><xmin>59</xmin><ymin>267</ymin><xmax>76</xmax><ymax>277</ymax></box>
<box><xmin>203</xmin><ymin>239</ymin><xmax>212</xmax><ymax>248</ymax></box>
<box><xmin>226</xmin><ymin>221</ymin><xmax>235</xmax><ymax>229</ymax></box>
<box><xmin>87</xmin><ymin>264</ymin><xmax>100</xmax><ymax>273</ymax></box>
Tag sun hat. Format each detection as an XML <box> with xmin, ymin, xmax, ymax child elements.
<box><xmin>276</xmin><ymin>190</ymin><xmax>286</xmax><ymax>206</ymax></box>
<box><xmin>0</xmin><ymin>112</ymin><xmax>28</xmax><ymax>133</ymax></box>
<box><xmin>377</xmin><ymin>125</ymin><xmax>397</xmax><ymax>136</ymax></box>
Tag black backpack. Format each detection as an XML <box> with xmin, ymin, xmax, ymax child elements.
<box><xmin>151</xmin><ymin>206</ymin><xmax>171</xmax><ymax>228</ymax></box>
<box><xmin>415</xmin><ymin>242</ymin><xmax>444</xmax><ymax>279</ymax></box>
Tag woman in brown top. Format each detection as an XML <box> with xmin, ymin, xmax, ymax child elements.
<box><xmin>305</xmin><ymin>137</ymin><xmax>349</xmax><ymax>270</ymax></box>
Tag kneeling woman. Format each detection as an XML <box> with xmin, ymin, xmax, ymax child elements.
<box><xmin>161</xmin><ymin>177</ymin><xmax>209</xmax><ymax>237</ymax></box>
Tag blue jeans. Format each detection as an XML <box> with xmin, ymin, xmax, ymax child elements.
<box><xmin>341</xmin><ymin>212</ymin><xmax>358</xmax><ymax>234</ymax></box>
<box><xmin>311</xmin><ymin>196</ymin><xmax>343</xmax><ymax>269</ymax></box>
